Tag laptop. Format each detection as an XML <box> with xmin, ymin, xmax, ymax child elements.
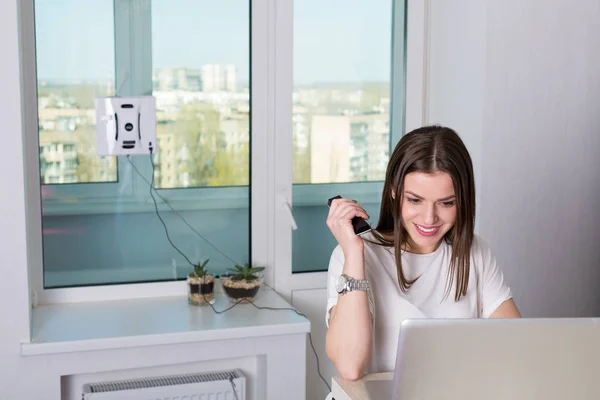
<box><xmin>366</xmin><ymin>318</ymin><xmax>600</xmax><ymax>400</ymax></box>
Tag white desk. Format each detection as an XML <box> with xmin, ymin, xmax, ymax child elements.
<box><xmin>332</xmin><ymin>372</ymin><xmax>393</xmax><ymax>400</ymax></box>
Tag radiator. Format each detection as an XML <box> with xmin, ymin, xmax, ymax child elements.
<box><xmin>82</xmin><ymin>369</ymin><xmax>246</xmax><ymax>400</ymax></box>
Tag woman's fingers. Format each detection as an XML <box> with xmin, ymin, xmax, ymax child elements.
<box><xmin>327</xmin><ymin>198</ymin><xmax>369</xmax><ymax>230</ymax></box>
<box><xmin>340</xmin><ymin>205</ymin><xmax>369</xmax><ymax>222</ymax></box>
<box><xmin>326</xmin><ymin>198</ymin><xmax>368</xmax><ymax>253</ymax></box>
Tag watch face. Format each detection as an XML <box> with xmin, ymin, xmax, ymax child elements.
<box><xmin>336</xmin><ymin>275</ymin><xmax>346</xmax><ymax>293</ymax></box>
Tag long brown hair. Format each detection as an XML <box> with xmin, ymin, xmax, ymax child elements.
<box><xmin>371</xmin><ymin>125</ymin><xmax>476</xmax><ymax>301</ymax></box>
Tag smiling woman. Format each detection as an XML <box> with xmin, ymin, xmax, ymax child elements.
<box><xmin>375</xmin><ymin>126</ymin><xmax>477</xmax><ymax>297</ymax></box>
<box><xmin>324</xmin><ymin>125</ymin><xmax>521</xmax><ymax>380</ymax></box>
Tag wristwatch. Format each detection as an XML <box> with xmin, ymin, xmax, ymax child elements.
<box><xmin>336</xmin><ymin>274</ymin><xmax>370</xmax><ymax>295</ymax></box>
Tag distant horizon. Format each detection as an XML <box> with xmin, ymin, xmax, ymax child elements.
<box><xmin>37</xmin><ymin>77</ymin><xmax>391</xmax><ymax>87</ymax></box>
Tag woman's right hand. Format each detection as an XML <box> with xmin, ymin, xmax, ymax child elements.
<box><xmin>326</xmin><ymin>198</ymin><xmax>369</xmax><ymax>258</ymax></box>
<box><xmin>325</xmin><ymin>199</ymin><xmax>373</xmax><ymax>380</ymax></box>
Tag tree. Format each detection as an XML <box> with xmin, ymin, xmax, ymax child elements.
<box><xmin>209</xmin><ymin>139</ymin><xmax>249</xmax><ymax>186</ymax></box>
<box><xmin>169</xmin><ymin>103</ymin><xmax>221</xmax><ymax>187</ymax></box>
<box><xmin>163</xmin><ymin>102</ymin><xmax>250</xmax><ymax>188</ymax></box>
<box><xmin>292</xmin><ymin>134</ymin><xmax>311</xmax><ymax>184</ymax></box>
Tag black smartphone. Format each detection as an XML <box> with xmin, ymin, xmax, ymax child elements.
<box><xmin>327</xmin><ymin>195</ymin><xmax>372</xmax><ymax>236</ymax></box>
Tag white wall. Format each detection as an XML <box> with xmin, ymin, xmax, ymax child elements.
<box><xmin>427</xmin><ymin>0</ymin><xmax>488</xmax><ymax>231</ymax></box>
<box><xmin>428</xmin><ymin>0</ymin><xmax>600</xmax><ymax>318</ymax></box>
<box><xmin>479</xmin><ymin>0</ymin><xmax>600</xmax><ymax>317</ymax></box>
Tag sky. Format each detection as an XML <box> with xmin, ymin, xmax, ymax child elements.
<box><xmin>34</xmin><ymin>0</ymin><xmax>393</xmax><ymax>85</ymax></box>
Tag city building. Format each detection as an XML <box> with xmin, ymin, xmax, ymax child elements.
<box><xmin>309</xmin><ymin>113</ymin><xmax>389</xmax><ymax>184</ymax></box>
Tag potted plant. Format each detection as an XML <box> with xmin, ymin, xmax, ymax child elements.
<box><xmin>187</xmin><ymin>259</ymin><xmax>215</xmax><ymax>305</ymax></box>
<box><xmin>221</xmin><ymin>263</ymin><xmax>265</xmax><ymax>303</ymax></box>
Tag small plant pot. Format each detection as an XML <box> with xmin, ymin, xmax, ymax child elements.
<box><xmin>187</xmin><ymin>274</ymin><xmax>215</xmax><ymax>305</ymax></box>
<box><xmin>221</xmin><ymin>276</ymin><xmax>262</xmax><ymax>303</ymax></box>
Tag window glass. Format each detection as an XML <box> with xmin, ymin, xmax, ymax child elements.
<box><xmin>37</xmin><ymin>0</ymin><xmax>251</xmax><ymax>288</ymax></box>
<box><xmin>35</xmin><ymin>0</ymin><xmax>117</xmax><ymax>184</ymax></box>
<box><xmin>292</xmin><ymin>0</ymin><xmax>397</xmax><ymax>272</ymax></box>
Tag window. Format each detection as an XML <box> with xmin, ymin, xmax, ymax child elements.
<box><xmin>151</xmin><ymin>2</ymin><xmax>249</xmax><ymax>189</ymax></box>
<box><xmin>35</xmin><ymin>0</ymin><xmax>117</xmax><ymax>185</ymax></box>
<box><xmin>31</xmin><ymin>0</ymin><xmax>251</xmax><ymax>292</ymax></box>
<box><xmin>23</xmin><ymin>0</ymin><xmax>421</xmax><ymax>303</ymax></box>
<box><xmin>291</xmin><ymin>0</ymin><xmax>402</xmax><ymax>273</ymax></box>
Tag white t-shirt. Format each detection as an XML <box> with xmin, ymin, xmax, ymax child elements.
<box><xmin>325</xmin><ymin>232</ymin><xmax>513</xmax><ymax>373</ymax></box>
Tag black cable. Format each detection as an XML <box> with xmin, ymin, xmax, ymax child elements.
<box><xmin>128</xmin><ymin>153</ymin><xmax>332</xmax><ymax>394</ymax></box>
<box><xmin>205</xmin><ymin>297</ymin><xmax>331</xmax><ymax>393</ymax></box>
<box><xmin>256</xmin><ymin>281</ymin><xmax>331</xmax><ymax>391</ymax></box>
<box><xmin>228</xmin><ymin>374</ymin><xmax>240</xmax><ymax>400</ymax></box>
<box><xmin>132</xmin><ymin>154</ymin><xmax>195</xmax><ymax>267</ymax></box>
<box><xmin>245</xmin><ymin>300</ymin><xmax>332</xmax><ymax>392</ymax></box>
<box><xmin>126</xmin><ymin>155</ymin><xmax>242</xmax><ymax>266</ymax></box>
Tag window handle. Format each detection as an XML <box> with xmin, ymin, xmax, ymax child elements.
<box><xmin>280</xmin><ymin>195</ymin><xmax>298</xmax><ymax>230</ymax></box>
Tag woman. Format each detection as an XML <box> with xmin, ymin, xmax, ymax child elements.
<box><xmin>325</xmin><ymin>125</ymin><xmax>521</xmax><ymax>381</ymax></box>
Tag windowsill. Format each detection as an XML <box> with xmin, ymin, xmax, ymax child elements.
<box><xmin>21</xmin><ymin>288</ymin><xmax>310</xmax><ymax>356</ymax></box>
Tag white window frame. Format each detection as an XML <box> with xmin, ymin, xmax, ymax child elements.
<box><xmin>271</xmin><ymin>0</ymin><xmax>430</xmax><ymax>298</ymax></box>
<box><xmin>28</xmin><ymin>0</ymin><xmax>251</xmax><ymax>218</ymax></box>
<box><xmin>25</xmin><ymin>0</ymin><xmax>131</xmax><ymax>210</ymax></box>
<box><xmin>28</xmin><ymin>0</ymin><xmax>131</xmax><ymax>203</ymax></box>
<box><xmin>22</xmin><ymin>0</ymin><xmax>426</xmax><ymax>305</ymax></box>
<box><xmin>24</xmin><ymin>0</ymin><xmax>271</xmax><ymax>304</ymax></box>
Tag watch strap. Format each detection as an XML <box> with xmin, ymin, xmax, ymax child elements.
<box><xmin>346</xmin><ymin>276</ymin><xmax>370</xmax><ymax>292</ymax></box>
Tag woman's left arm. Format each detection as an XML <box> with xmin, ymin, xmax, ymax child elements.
<box><xmin>475</xmin><ymin>236</ymin><xmax>522</xmax><ymax>318</ymax></box>
<box><xmin>490</xmin><ymin>298</ymin><xmax>522</xmax><ymax>318</ymax></box>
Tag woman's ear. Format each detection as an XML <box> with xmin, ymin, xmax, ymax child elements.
<box><xmin>391</xmin><ymin>189</ymin><xmax>396</xmax><ymax>200</ymax></box>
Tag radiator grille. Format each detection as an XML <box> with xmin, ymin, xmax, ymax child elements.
<box><xmin>82</xmin><ymin>369</ymin><xmax>244</xmax><ymax>394</ymax></box>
